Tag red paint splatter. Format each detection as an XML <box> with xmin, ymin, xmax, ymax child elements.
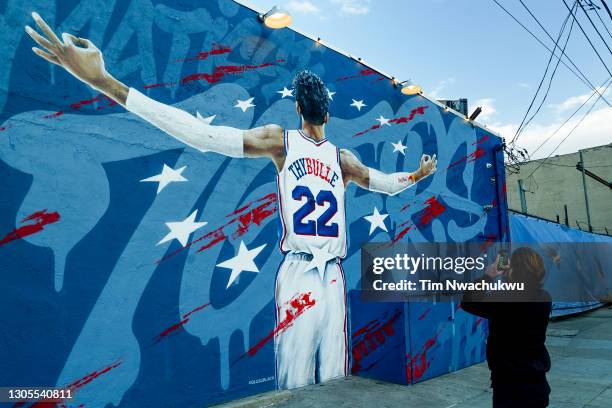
<box><xmin>400</xmin><ymin>203</ymin><xmax>411</xmax><ymax>212</ymax></box>
<box><xmin>353</xmin><ymin>106</ymin><xmax>428</xmax><ymax>137</ymax></box>
<box><xmin>351</xmin><ymin>309</ymin><xmax>402</xmax><ymax>373</ymax></box>
<box><xmin>353</xmin><ymin>124</ymin><xmax>380</xmax><ymax>137</ymax></box>
<box><xmin>44</xmin><ymin>94</ymin><xmax>118</xmax><ymax>119</ymax></box>
<box><xmin>352</xmin><ymin>319</ymin><xmax>379</xmax><ymax>339</ymax></box>
<box><xmin>391</xmin><ymin>106</ymin><xmax>428</xmax><ymax>124</ymax></box>
<box><xmin>417</xmin><ymin>196</ymin><xmax>446</xmax><ymax>226</ymax></box>
<box><xmin>155</xmin><ymin>193</ymin><xmax>277</xmax><ymax>264</ymax></box>
<box><xmin>231</xmin><ymin>197</ymin><xmax>278</xmax><ymax>239</ymax></box>
<box><xmin>406</xmin><ymin>327</ymin><xmax>443</xmax><ymax>382</ymax></box>
<box><xmin>0</xmin><ymin>210</ymin><xmax>60</xmax><ymax>246</ymax></box>
<box><xmin>242</xmin><ymin>292</ymin><xmax>316</xmax><ymax>358</ymax></box>
<box><xmin>143</xmin><ymin>82</ymin><xmax>169</xmax><ymax>89</ymax></box>
<box><xmin>174</xmin><ymin>45</ymin><xmax>232</xmax><ymax>63</ymax></box>
<box><xmin>144</xmin><ymin>60</ymin><xmax>282</xmax><ymax>89</ymax></box>
<box><xmin>472</xmin><ymin>134</ymin><xmax>490</xmax><ymax>145</ymax></box>
<box><xmin>446</xmin><ymin>146</ymin><xmax>486</xmax><ymax>170</ymax></box>
<box><xmin>337</xmin><ymin>69</ymin><xmax>380</xmax><ymax>81</ymax></box>
<box><xmin>19</xmin><ymin>360</ymin><xmax>123</xmax><ymax>407</ymax></box>
<box><xmin>70</xmin><ymin>95</ymin><xmax>102</xmax><ymax>110</ymax></box>
<box><xmin>417</xmin><ymin>308</ymin><xmax>430</xmax><ymax>321</ymax></box>
<box><xmin>392</xmin><ymin>224</ymin><xmax>412</xmax><ymax>243</ymax></box>
<box><xmin>43</xmin><ymin>111</ymin><xmax>64</xmax><ymax>119</ymax></box>
<box><xmin>181</xmin><ymin>60</ymin><xmax>282</xmax><ymax>85</ymax></box>
<box><xmin>154</xmin><ymin>302</ymin><xmax>211</xmax><ymax>343</ymax></box>
<box><xmin>227</xmin><ymin>203</ymin><xmax>251</xmax><ymax>217</ymax></box>
<box><xmin>64</xmin><ymin>360</ymin><xmax>122</xmax><ymax>392</ymax></box>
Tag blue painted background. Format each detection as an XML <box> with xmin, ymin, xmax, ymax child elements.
<box><xmin>0</xmin><ymin>1</ymin><xmax>506</xmax><ymax>406</ymax></box>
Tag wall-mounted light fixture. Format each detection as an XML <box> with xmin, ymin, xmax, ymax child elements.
<box><xmin>400</xmin><ymin>80</ymin><xmax>422</xmax><ymax>95</ymax></box>
<box><xmin>468</xmin><ymin>106</ymin><xmax>483</xmax><ymax>121</ymax></box>
<box><xmin>259</xmin><ymin>6</ymin><xmax>292</xmax><ymax>29</ymax></box>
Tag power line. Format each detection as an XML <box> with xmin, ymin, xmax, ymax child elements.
<box><xmin>530</xmin><ymin>77</ymin><xmax>610</xmax><ymax>155</ymax></box>
<box><xmin>561</xmin><ymin>0</ymin><xmax>612</xmax><ymax>75</ymax></box>
<box><xmin>513</xmin><ymin>3</ymin><xmax>576</xmax><ymax>144</ymax></box>
<box><xmin>600</xmin><ymin>0</ymin><xmax>612</xmax><ymax>21</ymax></box>
<box><xmin>524</xmin><ymin>78</ymin><xmax>612</xmax><ymax>179</ymax></box>
<box><xmin>513</xmin><ymin>0</ymin><xmax>611</xmax><ymax>105</ymax></box>
<box><xmin>530</xmin><ymin>77</ymin><xmax>610</xmax><ymax>156</ymax></box>
<box><xmin>490</xmin><ymin>0</ymin><xmax>610</xmax><ymax>106</ymax></box>
<box><xmin>533</xmin><ymin>161</ymin><xmax>612</xmax><ymax>167</ymax></box>
<box><xmin>578</xmin><ymin>0</ymin><xmax>612</xmax><ymax>53</ymax></box>
<box><xmin>591</xmin><ymin>1</ymin><xmax>612</xmax><ymax>40</ymax></box>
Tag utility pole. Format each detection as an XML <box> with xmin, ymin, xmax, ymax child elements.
<box><xmin>579</xmin><ymin>150</ymin><xmax>593</xmax><ymax>232</ymax></box>
<box><xmin>564</xmin><ymin>204</ymin><xmax>569</xmax><ymax>226</ymax></box>
<box><xmin>518</xmin><ymin>179</ymin><xmax>528</xmax><ymax>213</ymax></box>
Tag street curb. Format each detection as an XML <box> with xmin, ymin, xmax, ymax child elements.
<box><xmin>209</xmin><ymin>390</ymin><xmax>292</xmax><ymax>408</ymax></box>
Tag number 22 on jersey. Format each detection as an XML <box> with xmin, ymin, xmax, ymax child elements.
<box><xmin>292</xmin><ymin>186</ymin><xmax>338</xmax><ymax>237</ymax></box>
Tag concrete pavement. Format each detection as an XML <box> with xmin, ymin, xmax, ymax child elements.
<box><xmin>215</xmin><ymin>305</ymin><xmax>612</xmax><ymax>408</ymax></box>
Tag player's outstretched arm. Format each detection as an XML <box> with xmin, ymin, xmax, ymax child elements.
<box><xmin>340</xmin><ymin>149</ymin><xmax>437</xmax><ymax>196</ymax></box>
<box><xmin>25</xmin><ymin>12</ymin><xmax>284</xmax><ymax>162</ymax></box>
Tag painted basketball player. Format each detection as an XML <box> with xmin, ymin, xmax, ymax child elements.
<box><xmin>25</xmin><ymin>12</ymin><xmax>437</xmax><ymax>389</ymax></box>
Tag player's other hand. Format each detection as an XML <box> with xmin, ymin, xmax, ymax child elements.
<box><xmin>25</xmin><ymin>12</ymin><xmax>109</xmax><ymax>89</ymax></box>
<box><xmin>418</xmin><ymin>154</ymin><xmax>437</xmax><ymax>178</ymax></box>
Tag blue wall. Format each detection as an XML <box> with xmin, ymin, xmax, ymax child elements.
<box><xmin>509</xmin><ymin>212</ymin><xmax>612</xmax><ymax>317</ymax></box>
<box><xmin>0</xmin><ymin>1</ymin><xmax>506</xmax><ymax>406</ymax></box>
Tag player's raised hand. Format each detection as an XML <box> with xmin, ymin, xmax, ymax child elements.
<box><xmin>25</xmin><ymin>12</ymin><xmax>109</xmax><ymax>89</ymax></box>
<box><xmin>419</xmin><ymin>153</ymin><xmax>437</xmax><ymax>177</ymax></box>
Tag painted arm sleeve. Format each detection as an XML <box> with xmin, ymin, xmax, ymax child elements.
<box><xmin>367</xmin><ymin>168</ymin><xmax>416</xmax><ymax>196</ymax></box>
<box><xmin>125</xmin><ymin>88</ymin><xmax>244</xmax><ymax>157</ymax></box>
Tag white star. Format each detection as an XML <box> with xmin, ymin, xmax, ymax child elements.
<box><xmin>277</xmin><ymin>87</ymin><xmax>293</xmax><ymax>98</ymax></box>
<box><xmin>216</xmin><ymin>241</ymin><xmax>266</xmax><ymax>288</ymax></box>
<box><xmin>364</xmin><ymin>207</ymin><xmax>389</xmax><ymax>235</ymax></box>
<box><xmin>196</xmin><ymin>111</ymin><xmax>216</xmax><ymax>124</ymax></box>
<box><xmin>376</xmin><ymin>115</ymin><xmax>391</xmax><ymax>126</ymax></box>
<box><xmin>327</xmin><ymin>89</ymin><xmax>336</xmax><ymax>100</ymax></box>
<box><xmin>391</xmin><ymin>139</ymin><xmax>407</xmax><ymax>155</ymax></box>
<box><xmin>350</xmin><ymin>99</ymin><xmax>366</xmax><ymax>111</ymax></box>
<box><xmin>305</xmin><ymin>242</ymin><xmax>336</xmax><ymax>281</ymax></box>
<box><xmin>234</xmin><ymin>97</ymin><xmax>255</xmax><ymax>112</ymax></box>
<box><xmin>157</xmin><ymin>210</ymin><xmax>207</xmax><ymax>247</ymax></box>
<box><xmin>141</xmin><ymin>164</ymin><xmax>188</xmax><ymax>194</ymax></box>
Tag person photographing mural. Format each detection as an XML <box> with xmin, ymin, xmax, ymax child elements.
<box><xmin>24</xmin><ymin>11</ymin><xmax>438</xmax><ymax>390</ymax></box>
<box><xmin>461</xmin><ymin>247</ymin><xmax>552</xmax><ymax>408</ymax></box>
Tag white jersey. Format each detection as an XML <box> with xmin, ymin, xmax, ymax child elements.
<box><xmin>277</xmin><ymin>129</ymin><xmax>346</xmax><ymax>258</ymax></box>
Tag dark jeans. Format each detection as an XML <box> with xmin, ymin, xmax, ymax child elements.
<box><xmin>492</xmin><ymin>381</ymin><xmax>550</xmax><ymax>408</ymax></box>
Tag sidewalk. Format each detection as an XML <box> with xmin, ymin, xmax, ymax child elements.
<box><xmin>219</xmin><ymin>305</ymin><xmax>612</xmax><ymax>408</ymax></box>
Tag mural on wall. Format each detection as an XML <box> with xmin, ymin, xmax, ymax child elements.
<box><xmin>0</xmin><ymin>1</ymin><xmax>506</xmax><ymax>407</ymax></box>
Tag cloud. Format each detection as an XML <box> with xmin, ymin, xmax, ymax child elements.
<box><xmin>470</xmin><ymin>88</ymin><xmax>611</xmax><ymax>159</ymax></box>
<box><xmin>472</xmin><ymin>98</ymin><xmax>497</xmax><ymax>121</ymax></box>
<box><xmin>287</xmin><ymin>0</ymin><xmax>321</xmax><ymax>14</ymax></box>
<box><xmin>331</xmin><ymin>0</ymin><xmax>371</xmax><ymax>15</ymax></box>
<box><xmin>428</xmin><ymin>78</ymin><xmax>455</xmax><ymax>99</ymax></box>
<box><xmin>549</xmin><ymin>86</ymin><xmax>611</xmax><ymax>115</ymax></box>
<box><xmin>487</xmin><ymin>105</ymin><xmax>612</xmax><ymax>160</ymax></box>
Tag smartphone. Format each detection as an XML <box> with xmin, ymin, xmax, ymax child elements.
<box><xmin>497</xmin><ymin>250</ymin><xmax>508</xmax><ymax>271</ymax></box>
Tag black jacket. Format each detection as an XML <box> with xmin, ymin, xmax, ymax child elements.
<box><xmin>461</xmin><ymin>275</ymin><xmax>552</xmax><ymax>386</ymax></box>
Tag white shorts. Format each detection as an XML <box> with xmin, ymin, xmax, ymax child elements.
<box><xmin>274</xmin><ymin>252</ymin><xmax>348</xmax><ymax>389</ymax></box>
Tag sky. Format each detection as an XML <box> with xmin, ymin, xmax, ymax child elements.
<box><xmin>242</xmin><ymin>0</ymin><xmax>612</xmax><ymax>159</ymax></box>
